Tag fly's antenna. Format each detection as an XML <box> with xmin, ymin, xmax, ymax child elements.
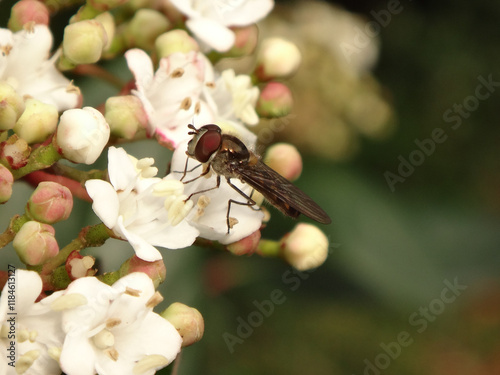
<box><xmin>187</xmin><ymin>123</ymin><xmax>198</xmax><ymax>135</ymax></box>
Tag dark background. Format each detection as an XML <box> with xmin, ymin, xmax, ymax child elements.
<box><xmin>1</xmin><ymin>0</ymin><xmax>500</xmax><ymax>374</ymax></box>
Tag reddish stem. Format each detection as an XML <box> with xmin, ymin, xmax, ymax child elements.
<box><xmin>24</xmin><ymin>170</ymin><xmax>91</xmax><ymax>202</ymax></box>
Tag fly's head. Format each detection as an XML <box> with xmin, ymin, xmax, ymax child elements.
<box><xmin>186</xmin><ymin>124</ymin><xmax>223</xmax><ymax>163</ymax></box>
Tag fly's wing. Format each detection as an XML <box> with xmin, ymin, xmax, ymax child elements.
<box><xmin>235</xmin><ymin>159</ymin><xmax>331</xmax><ymax>224</ymax></box>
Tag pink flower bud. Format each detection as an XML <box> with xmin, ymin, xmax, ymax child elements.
<box><xmin>0</xmin><ymin>135</ymin><xmax>30</xmax><ymax>170</ymax></box>
<box><xmin>0</xmin><ymin>165</ymin><xmax>14</xmax><ymax>203</ymax></box>
<box><xmin>88</xmin><ymin>0</ymin><xmax>127</xmax><ymax>11</ymax></box>
<box><xmin>119</xmin><ymin>256</ymin><xmax>166</xmax><ymax>288</ymax></box>
<box><xmin>161</xmin><ymin>302</ymin><xmax>204</xmax><ymax>347</ymax></box>
<box><xmin>264</xmin><ymin>143</ymin><xmax>302</xmax><ymax>181</ymax></box>
<box><xmin>8</xmin><ymin>0</ymin><xmax>50</xmax><ymax>31</ymax></box>
<box><xmin>255</xmin><ymin>37</ymin><xmax>301</xmax><ymax>81</ymax></box>
<box><xmin>65</xmin><ymin>251</ymin><xmax>96</xmax><ymax>280</ymax></box>
<box><xmin>227</xmin><ymin>25</ymin><xmax>259</xmax><ymax>57</ymax></box>
<box><xmin>26</xmin><ymin>181</ymin><xmax>73</xmax><ymax>224</ymax></box>
<box><xmin>13</xmin><ymin>221</ymin><xmax>59</xmax><ymax>266</ymax></box>
<box><xmin>280</xmin><ymin>223</ymin><xmax>328</xmax><ymax>271</ymax></box>
<box><xmin>226</xmin><ymin>230</ymin><xmax>261</xmax><ymax>256</ymax></box>
<box><xmin>256</xmin><ymin>82</ymin><xmax>293</xmax><ymax>118</ymax></box>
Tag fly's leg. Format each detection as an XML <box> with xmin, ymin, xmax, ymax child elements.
<box><xmin>185</xmin><ymin>175</ymin><xmax>221</xmax><ymax>202</ymax></box>
<box><xmin>225</xmin><ymin>179</ymin><xmax>261</xmax><ymax>233</ymax></box>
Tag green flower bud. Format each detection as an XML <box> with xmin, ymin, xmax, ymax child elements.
<box><xmin>13</xmin><ymin>99</ymin><xmax>58</xmax><ymax>144</ymax></box>
<box><xmin>155</xmin><ymin>30</ymin><xmax>199</xmax><ymax>58</ymax></box>
<box><xmin>125</xmin><ymin>9</ymin><xmax>169</xmax><ymax>50</ymax></box>
<box><xmin>63</xmin><ymin>20</ymin><xmax>107</xmax><ymax>64</ymax></box>
<box><xmin>105</xmin><ymin>95</ymin><xmax>147</xmax><ymax>139</ymax></box>
<box><xmin>161</xmin><ymin>302</ymin><xmax>204</xmax><ymax>347</ymax></box>
<box><xmin>0</xmin><ymin>82</ymin><xmax>25</xmax><ymax>130</ymax></box>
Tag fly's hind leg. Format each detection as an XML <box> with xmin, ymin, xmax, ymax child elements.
<box><xmin>225</xmin><ymin>179</ymin><xmax>261</xmax><ymax>233</ymax></box>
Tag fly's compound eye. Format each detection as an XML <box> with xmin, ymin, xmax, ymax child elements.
<box><xmin>194</xmin><ymin>126</ymin><xmax>222</xmax><ymax>163</ymax></box>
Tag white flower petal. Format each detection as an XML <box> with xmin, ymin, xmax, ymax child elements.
<box><xmin>107</xmin><ymin>146</ymin><xmax>140</xmax><ymax>191</ymax></box>
<box><xmin>186</xmin><ymin>18</ymin><xmax>235</xmax><ymax>52</ymax></box>
<box><xmin>86</xmin><ymin>179</ymin><xmax>120</xmax><ymax>228</ymax></box>
<box><xmin>116</xmin><ymin>216</ymin><xmax>163</xmax><ymax>261</ymax></box>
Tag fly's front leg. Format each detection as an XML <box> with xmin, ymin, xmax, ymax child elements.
<box><xmin>185</xmin><ymin>175</ymin><xmax>221</xmax><ymax>202</ymax></box>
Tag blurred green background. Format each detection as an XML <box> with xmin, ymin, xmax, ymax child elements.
<box><xmin>2</xmin><ymin>0</ymin><xmax>500</xmax><ymax>374</ymax></box>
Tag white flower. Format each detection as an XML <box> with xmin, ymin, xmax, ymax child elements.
<box><xmin>55</xmin><ymin>273</ymin><xmax>182</xmax><ymax>375</ymax></box>
<box><xmin>0</xmin><ymin>270</ymin><xmax>64</xmax><ymax>375</ymax></box>
<box><xmin>85</xmin><ymin>147</ymin><xmax>199</xmax><ymax>261</ymax></box>
<box><xmin>169</xmin><ymin>0</ymin><xmax>274</xmax><ymax>52</ymax></box>
<box><xmin>166</xmin><ymin>131</ymin><xmax>264</xmax><ymax>244</ymax></box>
<box><xmin>204</xmin><ymin>69</ymin><xmax>259</xmax><ymax>125</ymax></box>
<box><xmin>56</xmin><ymin>106</ymin><xmax>110</xmax><ymax>164</ymax></box>
<box><xmin>125</xmin><ymin>49</ymin><xmax>215</xmax><ymax>149</ymax></box>
<box><xmin>0</xmin><ymin>25</ymin><xmax>79</xmax><ymax>111</ymax></box>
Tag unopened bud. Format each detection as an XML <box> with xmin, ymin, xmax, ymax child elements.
<box><xmin>105</xmin><ymin>95</ymin><xmax>147</xmax><ymax>139</ymax></box>
<box><xmin>63</xmin><ymin>20</ymin><xmax>107</xmax><ymax>64</ymax></box>
<box><xmin>0</xmin><ymin>165</ymin><xmax>14</xmax><ymax>203</ymax></box>
<box><xmin>55</xmin><ymin>107</ymin><xmax>110</xmax><ymax>164</ymax></box>
<box><xmin>125</xmin><ymin>9</ymin><xmax>169</xmax><ymax>50</ymax></box>
<box><xmin>155</xmin><ymin>30</ymin><xmax>199</xmax><ymax>58</ymax></box>
<box><xmin>88</xmin><ymin>0</ymin><xmax>128</xmax><ymax>12</ymax></box>
<box><xmin>13</xmin><ymin>221</ymin><xmax>59</xmax><ymax>265</ymax></box>
<box><xmin>0</xmin><ymin>82</ymin><xmax>25</xmax><ymax>130</ymax></box>
<box><xmin>264</xmin><ymin>143</ymin><xmax>302</xmax><ymax>181</ymax></box>
<box><xmin>280</xmin><ymin>223</ymin><xmax>328</xmax><ymax>271</ymax></box>
<box><xmin>226</xmin><ymin>230</ymin><xmax>261</xmax><ymax>256</ymax></box>
<box><xmin>26</xmin><ymin>181</ymin><xmax>73</xmax><ymax>224</ymax></box>
<box><xmin>255</xmin><ymin>38</ymin><xmax>301</xmax><ymax>81</ymax></box>
<box><xmin>95</xmin><ymin>12</ymin><xmax>115</xmax><ymax>51</ymax></box>
<box><xmin>256</xmin><ymin>82</ymin><xmax>293</xmax><ymax>118</ymax></box>
<box><xmin>0</xmin><ymin>135</ymin><xmax>30</xmax><ymax>170</ymax></box>
<box><xmin>226</xmin><ymin>25</ymin><xmax>258</xmax><ymax>57</ymax></box>
<box><xmin>161</xmin><ymin>302</ymin><xmax>204</xmax><ymax>347</ymax></box>
<box><xmin>13</xmin><ymin>99</ymin><xmax>58</xmax><ymax>144</ymax></box>
<box><xmin>65</xmin><ymin>251</ymin><xmax>96</xmax><ymax>280</ymax></box>
<box><xmin>119</xmin><ymin>255</ymin><xmax>166</xmax><ymax>288</ymax></box>
<box><xmin>8</xmin><ymin>0</ymin><xmax>50</xmax><ymax>31</ymax></box>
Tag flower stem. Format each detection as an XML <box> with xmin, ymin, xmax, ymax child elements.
<box><xmin>10</xmin><ymin>141</ymin><xmax>62</xmax><ymax>180</ymax></box>
<box><xmin>0</xmin><ymin>214</ymin><xmax>29</xmax><ymax>248</ymax></box>
<box><xmin>40</xmin><ymin>223</ymin><xmax>112</xmax><ymax>280</ymax></box>
<box><xmin>256</xmin><ymin>239</ymin><xmax>282</xmax><ymax>258</ymax></box>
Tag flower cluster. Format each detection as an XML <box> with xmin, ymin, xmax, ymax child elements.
<box><xmin>0</xmin><ymin>0</ymin><xmax>331</xmax><ymax>374</ymax></box>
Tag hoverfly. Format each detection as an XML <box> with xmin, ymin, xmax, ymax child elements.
<box><xmin>180</xmin><ymin>124</ymin><xmax>331</xmax><ymax>232</ymax></box>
